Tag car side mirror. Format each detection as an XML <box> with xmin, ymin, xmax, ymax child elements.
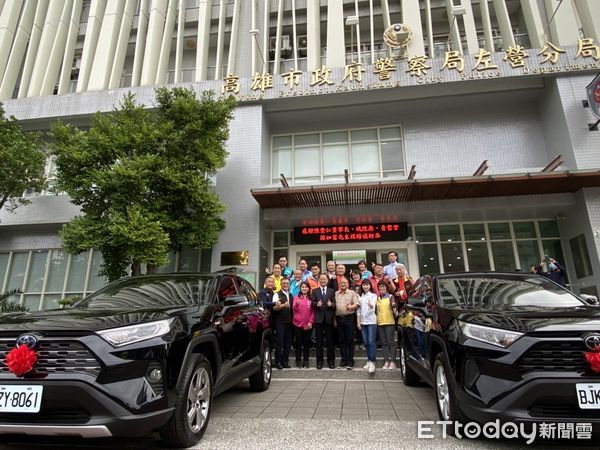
<box><xmin>580</xmin><ymin>294</ymin><xmax>599</xmax><ymax>306</ymax></box>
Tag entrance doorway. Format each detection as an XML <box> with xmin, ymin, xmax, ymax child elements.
<box><xmin>292</xmin><ymin>243</ymin><xmax>418</xmax><ymax>278</ymax></box>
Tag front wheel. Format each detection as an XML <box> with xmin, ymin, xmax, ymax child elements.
<box><xmin>249</xmin><ymin>340</ymin><xmax>272</xmax><ymax>391</ymax></box>
<box><xmin>160</xmin><ymin>355</ymin><xmax>212</xmax><ymax>448</ymax></box>
<box><xmin>433</xmin><ymin>353</ymin><xmax>465</xmax><ymax>435</ymax></box>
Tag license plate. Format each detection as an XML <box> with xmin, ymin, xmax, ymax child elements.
<box><xmin>576</xmin><ymin>383</ymin><xmax>600</xmax><ymax>409</ymax></box>
<box><xmin>0</xmin><ymin>385</ymin><xmax>43</xmax><ymax>413</ymax></box>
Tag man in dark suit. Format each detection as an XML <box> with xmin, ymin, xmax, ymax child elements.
<box><xmin>311</xmin><ymin>274</ymin><xmax>336</xmax><ymax>369</ymax></box>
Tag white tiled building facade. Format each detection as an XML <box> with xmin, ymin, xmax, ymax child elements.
<box><xmin>1</xmin><ymin>0</ymin><xmax>600</xmax><ymax>309</ymax></box>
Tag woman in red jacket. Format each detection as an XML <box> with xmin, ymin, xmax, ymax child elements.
<box><xmin>292</xmin><ymin>282</ymin><xmax>315</xmax><ymax>368</ymax></box>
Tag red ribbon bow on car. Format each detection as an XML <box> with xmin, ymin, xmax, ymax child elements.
<box><xmin>6</xmin><ymin>345</ymin><xmax>38</xmax><ymax>377</ymax></box>
<box><xmin>584</xmin><ymin>351</ymin><xmax>600</xmax><ymax>373</ymax></box>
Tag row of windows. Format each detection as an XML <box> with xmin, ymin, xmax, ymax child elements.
<box><xmin>0</xmin><ymin>248</ymin><xmax>212</xmax><ymax>311</ymax></box>
<box><xmin>272</xmin><ymin>219</ymin><xmax>564</xmax><ymax>277</ymax></box>
<box><xmin>271</xmin><ymin>126</ymin><xmax>405</xmax><ymax>185</ymax></box>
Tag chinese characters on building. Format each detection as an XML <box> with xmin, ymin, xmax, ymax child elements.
<box><xmin>222</xmin><ymin>38</ymin><xmax>600</xmax><ymax>97</ymax></box>
<box><xmin>293</xmin><ymin>223</ymin><xmax>409</xmax><ymax>244</ymax></box>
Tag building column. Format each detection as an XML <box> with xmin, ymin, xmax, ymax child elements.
<box><xmin>213</xmin><ymin>0</ymin><xmax>226</xmax><ymax>80</ymax></box>
<box><xmin>27</xmin><ymin>0</ymin><xmax>63</xmax><ymax>97</ymax></box>
<box><xmin>325</xmin><ymin>0</ymin><xmax>345</xmax><ymax>69</ymax></box>
<box><xmin>519</xmin><ymin>0</ymin><xmax>544</xmax><ymax>49</ymax></box>
<box><xmin>544</xmin><ymin>0</ymin><xmax>579</xmax><ymax>46</ymax></box>
<box><xmin>306</xmin><ymin>0</ymin><xmax>321</xmax><ymax>71</ymax></box>
<box><xmin>174</xmin><ymin>0</ymin><xmax>185</xmax><ymax>83</ymax></box>
<box><xmin>0</xmin><ymin>0</ymin><xmax>35</xmax><ymax>100</ymax></box>
<box><xmin>88</xmin><ymin>0</ymin><xmax>125</xmax><ymax>91</ymax></box>
<box><xmin>0</xmin><ymin>0</ymin><xmax>24</xmax><ymax>85</ymax></box>
<box><xmin>57</xmin><ymin>0</ymin><xmax>83</xmax><ymax>95</ymax></box>
<box><xmin>39</xmin><ymin>0</ymin><xmax>72</xmax><ymax>96</ymax></box>
<box><xmin>573</xmin><ymin>0</ymin><xmax>600</xmax><ymax>42</ymax></box>
<box><xmin>141</xmin><ymin>0</ymin><xmax>167</xmax><ymax>86</ymax></box>
<box><xmin>479</xmin><ymin>0</ymin><xmax>494</xmax><ymax>51</ymax></box>
<box><xmin>402</xmin><ymin>0</ymin><xmax>425</xmax><ymax>57</ymax></box>
<box><xmin>195</xmin><ymin>0</ymin><xmax>211</xmax><ymax>81</ymax></box>
<box><xmin>445</xmin><ymin>0</ymin><xmax>463</xmax><ymax>54</ymax></box>
<box><xmin>461</xmin><ymin>0</ymin><xmax>480</xmax><ymax>55</ymax></box>
<box><xmin>155</xmin><ymin>0</ymin><xmax>177</xmax><ymax>85</ymax></box>
<box><xmin>76</xmin><ymin>0</ymin><xmax>107</xmax><ymax>93</ymax></box>
<box><xmin>18</xmin><ymin>0</ymin><xmax>48</xmax><ymax>98</ymax></box>
<box><xmin>273</xmin><ymin>0</ymin><xmax>283</xmax><ymax>75</ymax></box>
<box><xmin>492</xmin><ymin>0</ymin><xmax>515</xmax><ymax>49</ymax></box>
<box><xmin>226</xmin><ymin>0</ymin><xmax>241</xmax><ymax>75</ymax></box>
<box><xmin>108</xmin><ymin>0</ymin><xmax>135</xmax><ymax>89</ymax></box>
<box><xmin>131</xmin><ymin>0</ymin><xmax>149</xmax><ymax>87</ymax></box>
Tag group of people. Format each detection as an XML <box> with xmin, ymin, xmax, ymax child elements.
<box><xmin>258</xmin><ymin>252</ymin><xmax>414</xmax><ymax>372</ymax></box>
<box><xmin>529</xmin><ymin>257</ymin><xmax>567</xmax><ymax>287</ymax></box>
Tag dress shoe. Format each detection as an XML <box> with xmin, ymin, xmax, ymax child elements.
<box><xmin>296</xmin><ymin>360</ymin><xmax>302</xmax><ymax>368</ymax></box>
<box><xmin>283</xmin><ymin>363</ymin><xmax>291</xmax><ymax>369</ymax></box>
<box><xmin>303</xmin><ymin>361</ymin><xmax>309</xmax><ymax>368</ymax></box>
<box><xmin>276</xmin><ymin>363</ymin><xmax>283</xmax><ymax>370</ymax></box>
<box><xmin>316</xmin><ymin>363</ymin><xmax>323</xmax><ymax>370</ymax></box>
<box><xmin>328</xmin><ymin>363</ymin><xmax>335</xmax><ymax>369</ymax></box>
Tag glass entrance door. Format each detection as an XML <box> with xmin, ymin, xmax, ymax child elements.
<box><xmin>379</xmin><ymin>249</ymin><xmax>410</xmax><ymax>273</ymax></box>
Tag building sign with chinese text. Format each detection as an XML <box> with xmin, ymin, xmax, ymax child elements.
<box><xmin>332</xmin><ymin>250</ymin><xmax>367</xmax><ymax>264</ymax></box>
<box><xmin>293</xmin><ymin>223</ymin><xmax>409</xmax><ymax>244</ymax></box>
<box><xmin>212</xmin><ymin>40</ymin><xmax>600</xmax><ymax>102</ymax></box>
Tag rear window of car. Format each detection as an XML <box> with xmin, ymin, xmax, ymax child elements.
<box><xmin>438</xmin><ymin>276</ymin><xmax>585</xmax><ymax>309</ymax></box>
<box><xmin>74</xmin><ymin>276</ymin><xmax>219</xmax><ymax>309</ymax></box>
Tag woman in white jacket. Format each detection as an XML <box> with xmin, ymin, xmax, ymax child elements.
<box><xmin>357</xmin><ymin>279</ymin><xmax>378</xmax><ymax>374</ymax></box>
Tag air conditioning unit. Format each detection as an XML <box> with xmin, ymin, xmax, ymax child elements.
<box><xmin>269</xmin><ymin>35</ymin><xmax>292</xmax><ymax>59</ymax></box>
<box><xmin>297</xmin><ymin>35</ymin><xmax>308</xmax><ymax>57</ymax></box>
<box><xmin>71</xmin><ymin>56</ymin><xmax>81</xmax><ymax>80</ymax></box>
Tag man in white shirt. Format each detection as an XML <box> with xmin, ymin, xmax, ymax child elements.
<box><xmin>383</xmin><ymin>251</ymin><xmax>400</xmax><ymax>278</ymax></box>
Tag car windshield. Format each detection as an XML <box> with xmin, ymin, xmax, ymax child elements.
<box><xmin>74</xmin><ymin>276</ymin><xmax>219</xmax><ymax>310</ymax></box>
<box><xmin>438</xmin><ymin>276</ymin><xmax>585</xmax><ymax>309</ymax></box>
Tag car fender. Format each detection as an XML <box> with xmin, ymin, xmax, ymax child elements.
<box><xmin>178</xmin><ymin>332</ymin><xmax>222</xmax><ymax>388</ymax></box>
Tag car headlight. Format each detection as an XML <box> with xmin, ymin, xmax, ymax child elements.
<box><xmin>97</xmin><ymin>319</ymin><xmax>172</xmax><ymax>347</ymax></box>
<box><xmin>459</xmin><ymin>321</ymin><xmax>523</xmax><ymax>348</ymax></box>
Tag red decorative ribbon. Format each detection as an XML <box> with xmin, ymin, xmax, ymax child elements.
<box><xmin>6</xmin><ymin>345</ymin><xmax>38</xmax><ymax>377</ymax></box>
<box><xmin>584</xmin><ymin>351</ymin><xmax>600</xmax><ymax>374</ymax></box>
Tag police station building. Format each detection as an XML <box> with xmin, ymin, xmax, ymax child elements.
<box><xmin>1</xmin><ymin>0</ymin><xmax>600</xmax><ymax>309</ymax></box>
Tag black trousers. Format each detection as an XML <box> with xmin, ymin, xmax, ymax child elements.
<box><xmin>275</xmin><ymin>321</ymin><xmax>292</xmax><ymax>365</ymax></box>
<box><xmin>314</xmin><ymin>321</ymin><xmax>335</xmax><ymax>365</ymax></box>
<box><xmin>336</xmin><ymin>315</ymin><xmax>355</xmax><ymax>366</ymax></box>
<box><xmin>294</xmin><ymin>326</ymin><xmax>311</xmax><ymax>363</ymax></box>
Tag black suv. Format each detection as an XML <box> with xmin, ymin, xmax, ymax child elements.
<box><xmin>399</xmin><ymin>272</ymin><xmax>600</xmax><ymax>430</ymax></box>
<box><xmin>0</xmin><ymin>273</ymin><xmax>272</xmax><ymax>448</ymax></box>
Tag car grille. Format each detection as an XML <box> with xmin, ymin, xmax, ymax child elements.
<box><xmin>517</xmin><ymin>340</ymin><xmax>588</xmax><ymax>373</ymax></box>
<box><xmin>529</xmin><ymin>403</ymin><xmax>600</xmax><ymax>419</ymax></box>
<box><xmin>0</xmin><ymin>340</ymin><xmax>101</xmax><ymax>377</ymax></box>
<box><xmin>0</xmin><ymin>409</ymin><xmax>90</xmax><ymax>424</ymax></box>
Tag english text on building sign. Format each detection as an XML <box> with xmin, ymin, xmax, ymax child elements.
<box><xmin>293</xmin><ymin>223</ymin><xmax>409</xmax><ymax>244</ymax></box>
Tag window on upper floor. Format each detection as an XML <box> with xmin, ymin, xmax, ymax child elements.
<box><xmin>271</xmin><ymin>126</ymin><xmax>404</xmax><ymax>185</ymax></box>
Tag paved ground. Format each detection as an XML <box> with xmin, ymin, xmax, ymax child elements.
<box><xmin>1</xmin><ymin>380</ymin><xmax>597</xmax><ymax>449</ymax></box>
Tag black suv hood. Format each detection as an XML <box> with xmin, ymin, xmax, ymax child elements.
<box><xmin>455</xmin><ymin>305</ymin><xmax>600</xmax><ymax>333</ymax></box>
<box><xmin>0</xmin><ymin>306</ymin><xmax>191</xmax><ymax>333</ymax></box>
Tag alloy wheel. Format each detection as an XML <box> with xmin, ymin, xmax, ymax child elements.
<box><xmin>187</xmin><ymin>366</ymin><xmax>211</xmax><ymax>433</ymax></box>
<box><xmin>435</xmin><ymin>364</ymin><xmax>450</xmax><ymax>421</ymax></box>
<box><xmin>263</xmin><ymin>346</ymin><xmax>272</xmax><ymax>384</ymax></box>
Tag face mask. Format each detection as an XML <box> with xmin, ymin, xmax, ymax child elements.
<box><xmin>548</xmin><ymin>263</ymin><xmax>557</xmax><ymax>271</ymax></box>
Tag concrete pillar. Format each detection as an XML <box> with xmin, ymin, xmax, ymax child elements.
<box><xmin>39</xmin><ymin>0</ymin><xmax>72</xmax><ymax>96</ymax></box>
<box><xmin>0</xmin><ymin>0</ymin><xmax>35</xmax><ymax>100</ymax></box>
<box><xmin>174</xmin><ymin>0</ymin><xmax>185</xmax><ymax>83</ymax></box>
<box><xmin>0</xmin><ymin>0</ymin><xmax>24</xmax><ymax>85</ymax></box>
<box><xmin>214</xmin><ymin>0</ymin><xmax>227</xmax><ymax>80</ymax></box>
<box><xmin>18</xmin><ymin>0</ymin><xmax>48</xmax><ymax>98</ymax></box>
<box><xmin>461</xmin><ymin>0</ymin><xmax>480</xmax><ymax>55</ymax></box>
<box><xmin>28</xmin><ymin>0</ymin><xmax>63</xmax><ymax>97</ymax></box>
<box><xmin>108</xmin><ymin>0</ymin><xmax>136</xmax><ymax>89</ymax></box>
<box><xmin>519</xmin><ymin>0</ymin><xmax>544</xmax><ymax>49</ymax></box>
<box><xmin>574</xmin><ymin>0</ymin><xmax>600</xmax><ymax>42</ymax></box>
<box><xmin>326</xmin><ymin>0</ymin><xmax>345</xmax><ymax>69</ymax></box>
<box><xmin>402</xmin><ymin>0</ymin><xmax>425</xmax><ymax>57</ymax></box>
<box><xmin>131</xmin><ymin>0</ymin><xmax>149</xmax><ymax>87</ymax></box>
<box><xmin>424</xmin><ymin>0</ymin><xmax>434</xmax><ymax>57</ymax></box>
<box><xmin>141</xmin><ymin>0</ymin><xmax>167</xmax><ymax>86</ymax></box>
<box><xmin>195</xmin><ymin>0</ymin><xmax>211</xmax><ymax>81</ymax></box>
<box><xmin>88</xmin><ymin>0</ymin><xmax>125</xmax><ymax>91</ymax></box>
<box><xmin>226</xmin><ymin>0</ymin><xmax>241</xmax><ymax>75</ymax></box>
<box><xmin>445</xmin><ymin>0</ymin><xmax>463</xmax><ymax>54</ymax></box>
<box><xmin>57</xmin><ymin>0</ymin><xmax>83</xmax><ymax>95</ymax></box>
<box><xmin>544</xmin><ymin>0</ymin><xmax>579</xmax><ymax>46</ymax></box>
<box><xmin>492</xmin><ymin>0</ymin><xmax>515</xmax><ymax>49</ymax></box>
<box><xmin>307</xmin><ymin>0</ymin><xmax>321</xmax><ymax>71</ymax></box>
<box><xmin>235</xmin><ymin>0</ymin><xmax>253</xmax><ymax>77</ymax></box>
<box><xmin>261</xmin><ymin>0</ymin><xmax>269</xmax><ymax>73</ymax></box>
<box><xmin>156</xmin><ymin>0</ymin><xmax>178</xmax><ymax>85</ymax></box>
<box><xmin>76</xmin><ymin>0</ymin><xmax>107</xmax><ymax>93</ymax></box>
<box><xmin>381</xmin><ymin>0</ymin><xmax>391</xmax><ymax>29</ymax></box>
<box><xmin>479</xmin><ymin>0</ymin><xmax>494</xmax><ymax>51</ymax></box>
<box><xmin>273</xmin><ymin>0</ymin><xmax>283</xmax><ymax>75</ymax></box>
